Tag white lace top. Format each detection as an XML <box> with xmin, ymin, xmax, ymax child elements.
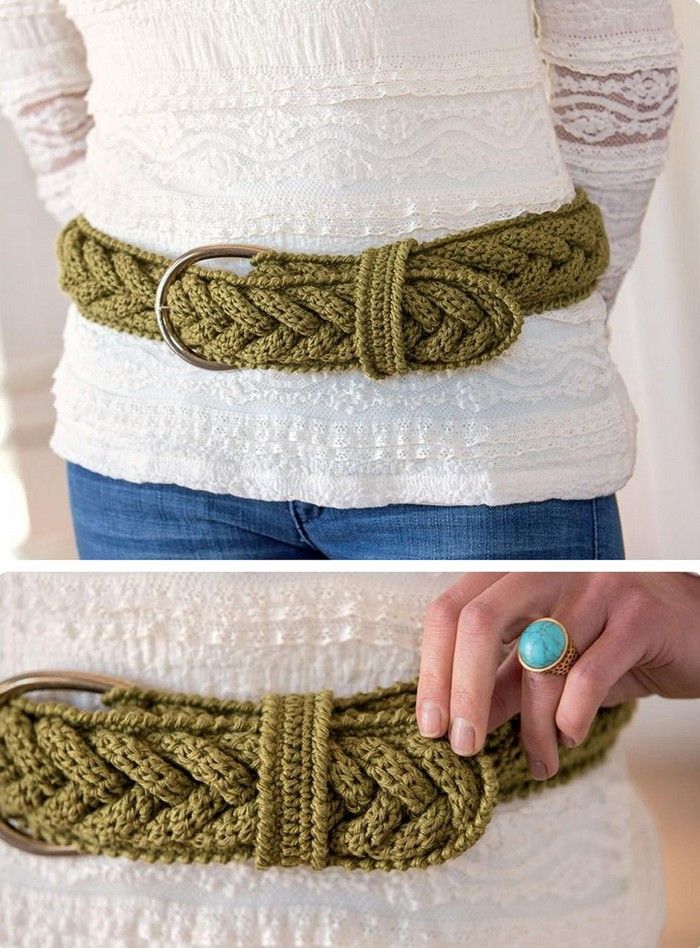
<box><xmin>0</xmin><ymin>0</ymin><xmax>681</xmax><ymax>506</ymax></box>
<box><xmin>0</xmin><ymin>572</ymin><xmax>665</xmax><ymax>947</ymax></box>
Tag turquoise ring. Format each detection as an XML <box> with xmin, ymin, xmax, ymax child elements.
<box><xmin>517</xmin><ymin>618</ymin><xmax>579</xmax><ymax>676</ymax></box>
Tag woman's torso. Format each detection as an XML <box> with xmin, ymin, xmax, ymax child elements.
<box><xmin>51</xmin><ymin>0</ymin><xmax>636</xmax><ymax>506</ymax></box>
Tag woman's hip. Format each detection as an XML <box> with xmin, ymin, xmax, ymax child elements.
<box><xmin>66</xmin><ymin>463</ymin><xmax>625</xmax><ymax>560</ymax></box>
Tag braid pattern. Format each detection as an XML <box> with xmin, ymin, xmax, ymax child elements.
<box><xmin>56</xmin><ymin>190</ymin><xmax>609</xmax><ymax>379</ymax></box>
<box><xmin>0</xmin><ymin>680</ymin><xmax>633</xmax><ymax>871</ymax></box>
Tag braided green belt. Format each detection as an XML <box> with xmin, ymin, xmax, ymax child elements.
<box><xmin>0</xmin><ymin>674</ymin><xmax>632</xmax><ymax>871</ymax></box>
<box><xmin>56</xmin><ymin>189</ymin><xmax>609</xmax><ymax>379</ymax></box>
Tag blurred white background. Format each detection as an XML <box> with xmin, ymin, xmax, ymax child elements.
<box><xmin>0</xmin><ymin>0</ymin><xmax>699</xmax><ymax>559</ymax></box>
<box><xmin>622</xmin><ymin>692</ymin><xmax>700</xmax><ymax>947</ymax></box>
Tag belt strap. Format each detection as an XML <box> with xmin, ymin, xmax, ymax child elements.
<box><xmin>0</xmin><ymin>675</ymin><xmax>633</xmax><ymax>871</ymax></box>
<box><xmin>56</xmin><ymin>189</ymin><xmax>609</xmax><ymax>379</ymax></box>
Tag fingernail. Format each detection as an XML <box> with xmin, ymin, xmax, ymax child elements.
<box><xmin>560</xmin><ymin>734</ymin><xmax>576</xmax><ymax>749</ymax></box>
<box><xmin>450</xmin><ymin>718</ymin><xmax>476</xmax><ymax>756</ymax></box>
<box><xmin>529</xmin><ymin>758</ymin><xmax>549</xmax><ymax>781</ymax></box>
<box><xmin>418</xmin><ymin>701</ymin><xmax>443</xmax><ymax>737</ymax></box>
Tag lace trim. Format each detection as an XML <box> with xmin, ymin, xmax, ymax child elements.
<box><xmin>57</xmin><ymin>298</ymin><xmax>619</xmax><ymax>414</ymax></box>
<box><xmin>535</xmin><ymin>0</ymin><xmax>681</xmax><ymax>73</ymax></box>
<box><xmin>49</xmin><ymin>306</ymin><xmax>637</xmax><ymax>506</ymax></box>
<box><xmin>52</xmin><ymin>374</ymin><xmax>635</xmax><ymax>466</ymax></box>
<box><xmin>549</xmin><ymin>65</ymin><xmax>678</xmax><ymax>167</ymax></box>
<box><xmin>0</xmin><ymin>37</ymin><xmax>89</xmax><ymax>106</ymax></box>
<box><xmin>0</xmin><ymin>1</ymin><xmax>62</xmax><ymax>21</ymax></box>
<box><xmin>0</xmin><ymin>4</ymin><xmax>91</xmax><ymax>221</ymax></box>
<box><xmin>538</xmin><ymin>14</ymin><xmax>680</xmax><ymax>305</ymax></box>
<box><xmin>0</xmin><ymin>88</ymin><xmax>91</xmax><ymax>222</ymax></box>
<box><xmin>7</xmin><ymin>92</ymin><xmax>91</xmax><ymax>164</ymax></box>
<box><xmin>85</xmin><ymin>63</ymin><xmax>548</xmax><ymax>114</ymax></box>
<box><xmin>537</xmin><ymin>37</ymin><xmax>681</xmax><ymax>74</ymax></box>
<box><xmin>72</xmin><ymin>176</ymin><xmax>576</xmax><ymax>252</ymax></box>
<box><xmin>86</xmin><ymin>88</ymin><xmax>563</xmax><ymax>195</ymax></box>
<box><xmin>558</xmin><ymin>139</ymin><xmax>674</xmax><ymax>180</ymax></box>
<box><xmin>74</xmin><ymin>0</ymin><xmax>544</xmax><ymax>111</ymax></box>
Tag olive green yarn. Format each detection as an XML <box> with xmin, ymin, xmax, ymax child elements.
<box><xmin>0</xmin><ymin>679</ymin><xmax>633</xmax><ymax>871</ymax></box>
<box><xmin>56</xmin><ymin>189</ymin><xmax>609</xmax><ymax>379</ymax></box>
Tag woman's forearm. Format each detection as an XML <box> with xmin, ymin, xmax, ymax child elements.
<box><xmin>534</xmin><ymin>0</ymin><xmax>682</xmax><ymax>308</ymax></box>
<box><xmin>0</xmin><ymin>0</ymin><xmax>93</xmax><ymax>224</ymax></box>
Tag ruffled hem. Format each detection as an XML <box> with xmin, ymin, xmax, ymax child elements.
<box><xmin>49</xmin><ymin>301</ymin><xmax>638</xmax><ymax>507</ymax></box>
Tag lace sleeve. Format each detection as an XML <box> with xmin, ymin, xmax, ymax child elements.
<box><xmin>0</xmin><ymin>0</ymin><xmax>93</xmax><ymax>224</ymax></box>
<box><xmin>533</xmin><ymin>0</ymin><xmax>682</xmax><ymax>308</ymax></box>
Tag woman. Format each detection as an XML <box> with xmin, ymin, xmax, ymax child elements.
<box><xmin>0</xmin><ymin>1</ymin><xmax>681</xmax><ymax>558</ymax></box>
<box><xmin>1</xmin><ymin>570</ymin><xmax>698</xmax><ymax>946</ymax></box>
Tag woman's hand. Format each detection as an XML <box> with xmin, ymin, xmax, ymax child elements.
<box><xmin>416</xmin><ymin>573</ymin><xmax>700</xmax><ymax>780</ymax></box>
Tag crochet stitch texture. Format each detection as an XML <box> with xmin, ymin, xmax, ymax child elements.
<box><xmin>56</xmin><ymin>189</ymin><xmax>608</xmax><ymax>379</ymax></box>
<box><xmin>0</xmin><ymin>680</ymin><xmax>633</xmax><ymax>870</ymax></box>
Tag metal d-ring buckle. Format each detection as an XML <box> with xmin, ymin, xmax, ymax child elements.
<box><xmin>154</xmin><ymin>242</ymin><xmax>270</xmax><ymax>370</ymax></box>
<box><xmin>0</xmin><ymin>670</ymin><xmax>131</xmax><ymax>856</ymax></box>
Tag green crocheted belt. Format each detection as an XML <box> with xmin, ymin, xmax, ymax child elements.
<box><xmin>56</xmin><ymin>189</ymin><xmax>609</xmax><ymax>379</ymax></box>
<box><xmin>0</xmin><ymin>672</ymin><xmax>632</xmax><ymax>871</ymax></box>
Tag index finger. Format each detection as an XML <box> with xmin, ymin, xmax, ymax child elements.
<box><xmin>416</xmin><ymin>573</ymin><xmax>504</xmax><ymax>741</ymax></box>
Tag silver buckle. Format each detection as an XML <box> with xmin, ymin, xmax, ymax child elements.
<box><xmin>154</xmin><ymin>243</ymin><xmax>269</xmax><ymax>370</ymax></box>
<box><xmin>0</xmin><ymin>670</ymin><xmax>130</xmax><ymax>856</ymax></box>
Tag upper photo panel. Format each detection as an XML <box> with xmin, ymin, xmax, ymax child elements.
<box><xmin>1</xmin><ymin>0</ymin><xmax>698</xmax><ymax>560</ymax></box>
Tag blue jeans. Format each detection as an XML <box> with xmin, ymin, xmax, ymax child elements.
<box><xmin>67</xmin><ymin>463</ymin><xmax>625</xmax><ymax>560</ymax></box>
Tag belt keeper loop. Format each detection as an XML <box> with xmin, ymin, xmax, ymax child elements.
<box><xmin>256</xmin><ymin>690</ymin><xmax>333</xmax><ymax>869</ymax></box>
<box><xmin>354</xmin><ymin>238</ymin><xmax>416</xmax><ymax>380</ymax></box>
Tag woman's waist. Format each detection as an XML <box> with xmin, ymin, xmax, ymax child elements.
<box><xmin>71</xmin><ymin>148</ymin><xmax>574</xmax><ymax>260</ymax></box>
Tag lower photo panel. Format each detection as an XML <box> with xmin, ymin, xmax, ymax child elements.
<box><xmin>0</xmin><ymin>571</ymin><xmax>698</xmax><ymax>947</ymax></box>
